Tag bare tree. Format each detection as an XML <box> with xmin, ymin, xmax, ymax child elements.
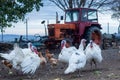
<box><xmin>49</xmin><ymin>0</ymin><xmax>115</xmax><ymax>11</ymax></box>
<box><xmin>49</xmin><ymin>0</ymin><xmax>87</xmax><ymax>11</ymax></box>
<box><xmin>48</xmin><ymin>0</ymin><xmax>120</xmax><ymax>20</ymax></box>
<box><xmin>111</xmin><ymin>0</ymin><xmax>120</xmax><ymax>20</ymax></box>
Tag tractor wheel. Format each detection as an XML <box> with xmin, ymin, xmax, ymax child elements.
<box><xmin>84</xmin><ymin>27</ymin><xmax>102</xmax><ymax>45</ymax></box>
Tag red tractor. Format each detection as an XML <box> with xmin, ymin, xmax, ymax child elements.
<box><xmin>45</xmin><ymin>8</ymin><xmax>102</xmax><ymax>48</ymax></box>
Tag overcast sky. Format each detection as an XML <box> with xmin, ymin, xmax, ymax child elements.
<box><xmin>4</xmin><ymin>1</ymin><xmax>119</xmax><ymax>36</ymax></box>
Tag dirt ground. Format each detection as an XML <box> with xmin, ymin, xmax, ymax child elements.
<box><xmin>0</xmin><ymin>47</ymin><xmax>120</xmax><ymax>80</ymax></box>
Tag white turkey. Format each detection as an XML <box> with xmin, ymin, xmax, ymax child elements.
<box><xmin>58</xmin><ymin>39</ymin><xmax>77</xmax><ymax>63</ymax></box>
<box><xmin>64</xmin><ymin>39</ymin><xmax>87</xmax><ymax>75</ymax></box>
<box><xmin>84</xmin><ymin>40</ymin><xmax>103</xmax><ymax>68</ymax></box>
<box><xmin>27</xmin><ymin>42</ymin><xmax>39</xmax><ymax>54</ymax></box>
<box><xmin>0</xmin><ymin>43</ymin><xmax>46</xmax><ymax>74</ymax></box>
<box><xmin>21</xmin><ymin>42</ymin><xmax>38</xmax><ymax>56</ymax></box>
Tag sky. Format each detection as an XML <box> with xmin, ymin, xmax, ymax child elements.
<box><xmin>3</xmin><ymin>1</ymin><xmax>120</xmax><ymax>36</ymax></box>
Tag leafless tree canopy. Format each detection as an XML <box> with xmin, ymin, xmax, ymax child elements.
<box><xmin>49</xmin><ymin>0</ymin><xmax>120</xmax><ymax>19</ymax></box>
<box><xmin>49</xmin><ymin>0</ymin><xmax>86</xmax><ymax>11</ymax></box>
<box><xmin>111</xmin><ymin>0</ymin><xmax>120</xmax><ymax>20</ymax></box>
<box><xmin>49</xmin><ymin>0</ymin><xmax>115</xmax><ymax>11</ymax></box>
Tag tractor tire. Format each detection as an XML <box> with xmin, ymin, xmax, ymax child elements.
<box><xmin>84</xmin><ymin>27</ymin><xmax>102</xmax><ymax>45</ymax></box>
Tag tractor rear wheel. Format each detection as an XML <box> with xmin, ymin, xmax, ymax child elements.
<box><xmin>84</xmin><ymin>27</ymin><xmax>102</xmax><ymax>45</ymax></box>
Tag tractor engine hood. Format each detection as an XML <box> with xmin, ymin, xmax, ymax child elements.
<box><xmin>47</xmin><ymin>23</ymin><xmax>76</xmax><ymax>40</ymax></box>
<box><xmin>47</xmin><ymin>23</ymin><xmax>76</xmax><ymax>29</ymax></box>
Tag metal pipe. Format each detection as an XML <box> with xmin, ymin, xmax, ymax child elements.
<box><xmin>25</xmin><ymin>19</ymin><xmax>28</xmax><ymax>40</ymax></box>
<box><xmin>107</xmin><ymin>22</ymin><xmax>109</xmax><ymax>34</ymax></box>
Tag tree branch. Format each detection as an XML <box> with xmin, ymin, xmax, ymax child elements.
<box><xmin>88</xmin><ymin>0</ymin><xmax>94</xmax><ymax>8</ymax></box>
<box><xmin>79</xmin><ymin>0</ymin><xmax>86</xmax><ymax>7</ymax></box>
<box><xmin>63</xmin><ymin>0</ymin><xmax>69</xmax><ymax>9</ymax></box>
<box><xmin>49</xmin><ymin>0</ymin><xmax>65</xmax><ymax>11</ymax></box>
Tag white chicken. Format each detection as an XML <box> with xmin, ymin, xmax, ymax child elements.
<box><xmin>84</xmin><ymin>40</ymin><xmax>103</xmax><ymax>68</ymax></box>
<box><xmin>0</xmin><ymin>43</ymin><xmax>43</xmax><ymax>74</ymax></box>
<box><xmin>64</xmin><ymin>39</ymin><xmax>87</xmax><ymax>74</ymax></box>
<box><xmin>58</xmin><ymin>39</ymin><xmax>77</xmax><ymax>63</ymax></box>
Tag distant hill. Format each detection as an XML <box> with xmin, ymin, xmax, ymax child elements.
<box><xmin>0</xmin><ymin>34</ymin><xmax>34</xmax><ymax>42</ymax></box>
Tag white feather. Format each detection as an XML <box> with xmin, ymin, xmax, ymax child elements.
<box><xmin>64</xmin><ymin>39</ymin><xmax>86</xmax><ymax>74</ymax></box>
<box><xmin>85</xmin><ymin>40</ymin><xmax>103</xmax><ymax>63</ymax></box>
<box><xmin>0</xmin><ymin>51</ymin><xmax>15</xmax><ymax>61</ymax></box>
<box><xmin>21</xmin><ymin>53</ymin><xmax>41</xmax><ymax>74</ymax></box>
<box><xmin>58</xmin><ymin>46</ymin><xmax>77</xmax><ymax>63</ymax></box>
<box><xmin>0</xmin><ymin>43</ymin><xmax>41</xmax><ymax>74</ymax></box>
<box><xmin>12</xmin><ymin>46</ymin><xmax>25</xmax><ymax>69</ymax></box>
<box><xmin>0</xmin><ymin>44</ymin><xmax>25</xmax><ymax>70</ymax></box>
